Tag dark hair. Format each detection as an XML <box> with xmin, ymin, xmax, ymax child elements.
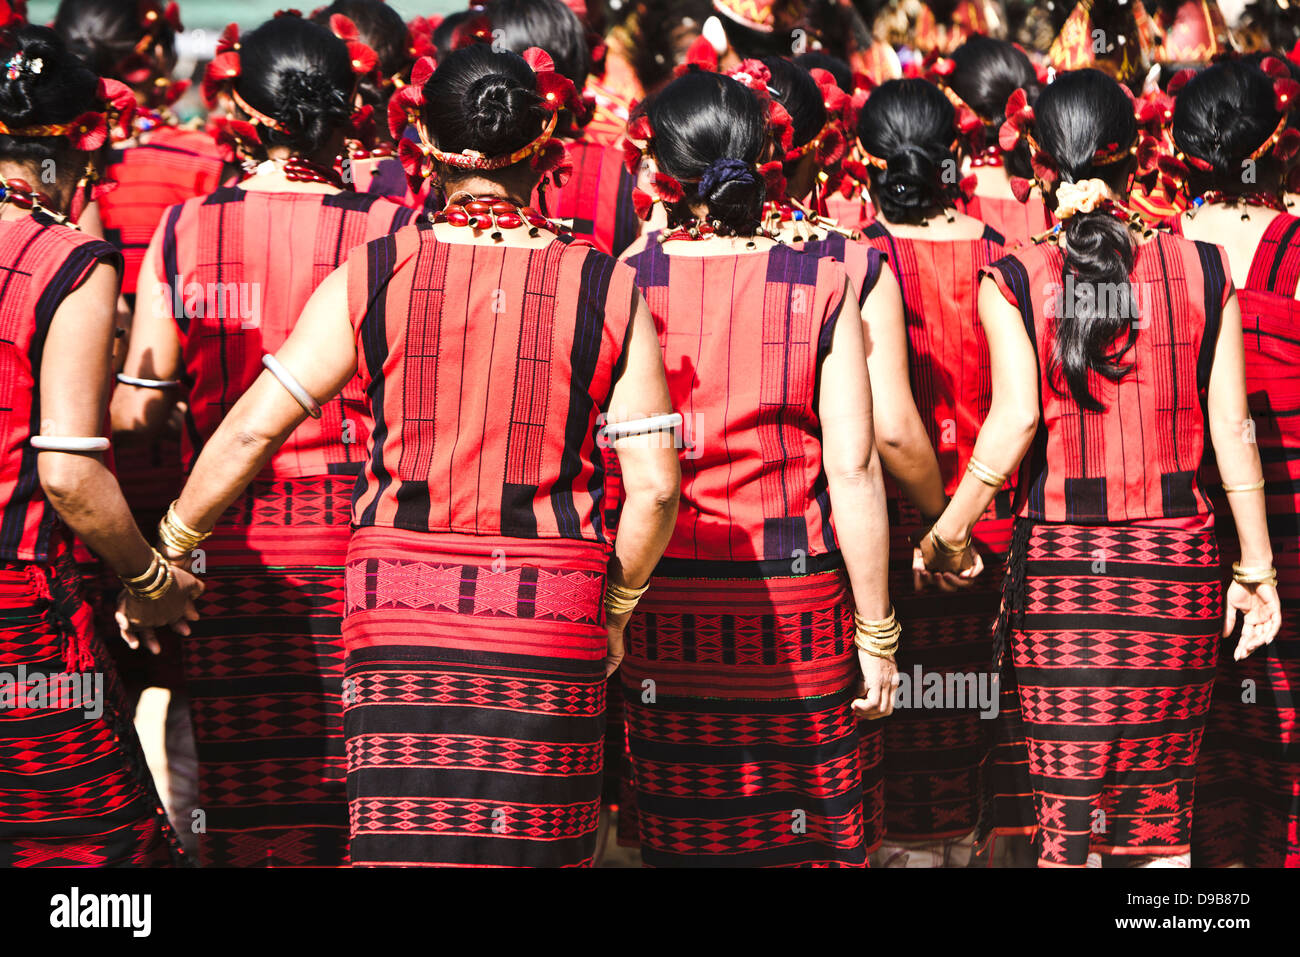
<box><xmin>794</xmin><ymin>52</ymin><xmax>852</xmax><ymax>93</ymax></box>
<box><xmin>762</xmin><ymin>56</ymin><xmax>825</xmax><ymax>152</ymax></box>
<box><xmin>432</xmin><ymin>10</ymin><xmax>483</xmax><ymax>61</ymax></box>
<box><xmin>53</xmin><ymin>0</ymin><xmax>175</xmax><ymax>85</ymax></box>
<box><xmin>1172</xmin><ymin>60</ymin><xmax>1284</xmax><ymax>196</ymax></box>
<box><xmin>644</xmin><ymin>70</ymin><xmax>768</xmax><ymax>234</ymax></box>
<box><xmin>948</xmin><ymin>35</ymin><xmax>1038</xmax><ymax>178</ymax></box>
<box><xmin>310</xmin><ymin>0</ymin><xmax>410</xmax><ymax>129</ymax></box>
<box><xmin>1034</xmin><ymin>69</ymin><xmax>1139</xmax><ymax>412</ymax></box>
<box><xmin>856</xmin><ymin>78</ymin><xmax>960</xmax><ymax>224</ymax></box>
<box><xmin>422</xmin><ymin>44</ymin><xmax>547</xmax><ymax>168</ymax></box>
<box><xmin>484</xmin><ymin>0</ymin><xmax>591</xmax><ymax>91</ymax></box>
<box><xmin>233</xmin><ymin>16</ymin><xmax>356</xmax><ymax>157</ymax></box>
<box><xmin>625</xmin><ymin>0</ymin><xmax>711</xmax><ymax>95</ymax></box>
<box><xmin>0</xmin><ymin>25</ymin><xmax>102</xmax><ymax>165</ymax></box>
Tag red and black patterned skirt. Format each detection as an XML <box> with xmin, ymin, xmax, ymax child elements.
<box><xmin>986</xmin><ymin>518</ymin><xmax>1221</xmax><ymax>867</ymax></box>
<box><xmin>882</xmin><ymin>493</ymin><xmax>1012</xmax><ymax>843</ymax></box>
<box><xmin>183</xmin><ymin>475</ymin><xmax>353</xmax><ymax>867</ymax></box>
<box><xmin>0</xmin><ymin>536</ymin><xmax>179</xmax><ymax>866</ymax></box>
<box><xmin>342</xmin><ymin>527</ymin><xmax>609</xmax><ymax>867</ymax></box>
<box><xmin>620</xmin><ymin>556</ymin><xmax>878</xmax><ymax>867</ymax></box>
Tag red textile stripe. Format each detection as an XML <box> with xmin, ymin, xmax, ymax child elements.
<box><xmin>161</xmin><ymin>188</ymin><xmax>412</xmax><ymax>480</ymax></box>
<box><xmin>549</xmin><ymin>135</ymin><xmax>640</xmax><ymax>256</ymax></box>
<box><xmin>959</xmin><ymin>193</ymin><xmax>1054</xmax><ymax>249</ymax></box>
<box><xmin>100</xmin><ymin>128</ymin><xmax>225</xmax><ymax>294</ymax></box>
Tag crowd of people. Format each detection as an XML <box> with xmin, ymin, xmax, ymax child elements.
<box><xmin>0</xmin><ymin>0</ymin><xmax>1295</xmax><ymax>869</ymax></box>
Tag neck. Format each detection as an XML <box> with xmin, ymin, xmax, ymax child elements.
<box><xmin>0</xmin><ymin>161</ymin><xmax>75</xmax><ymax>214</ymax></box>
<box><xmin>443</xmin><ymin>174</ymin><xmax>535</xmax><ymax>207</ymax></box>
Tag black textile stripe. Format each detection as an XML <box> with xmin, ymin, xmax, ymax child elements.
<box><xmin>200</xmin><ymin>186</ymin><xmax>247</xmax><ymax>206</ymax></box>
<box><xmin>1063</xmin><ymin>477</ymin><xmax>1107</xmax><ymax>523</ymax></box>
<box><xmin>1194</xmin><ymin>239</ymin><xmax>1227</xmax><ymax>396</ymax></box>
<box><xmin>611</xmin><ymin>163</ymin><xmax>640</xmax><ymax>257</ymax></box>
<box><xmin>552</xmin><ymin>250</ymin><xmax>611</xmax><ymax>539</ymax></box>
<box><xmin>981</xmin><ymin>224</ymin><xmax>1006</xmax><ymax>246</ymax></box>
<box><xmin>762</xmin><ymin>516</ymin><xmax>810</xmax><ymax>565</ymax></box>
<box><xmin>517</xmin><ymin>565</ymin><xmax>539</xmax><ymax>620</ymax></box>
<box><xmin>987</xmin><ymin>255</ymin><xmax>1046</xmax><ymax>517</ymax></box>
<box><xmin>1161</xmin><ymin>469</ymin><xmax>1199</xmax><ymax>518</ymax></box>
<box><xmin>1266</xmin><ymin>217</ymin><xmax>1300</xmax><ymax>293</ymax></box>
<box><xmin>356</xmin><ymin>236</ymin><xmax>398</xmax><ymax>526</ymax></box>
<box><xmin>393</xmin><ymin>480</ymin><xmax>431</xmax><ymax>530</ymax></box>
<box><xmin>653</xmin><ymin>550</ymin><xmax>844</xmax><ymax>580</ymax></box>
<box><xmin>160</xmin><ymin>203</ymin><xmax>186</xmax><ymax>332</ymax></box>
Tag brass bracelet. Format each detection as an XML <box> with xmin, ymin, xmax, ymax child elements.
<box><xmin>123</xmin><ymin>559</ymin><xmax>176</xmax><ymax>601</ymax></box>
<box><xmin>966</xmin><ymin>457</ymin><xmax>1007</xmax><ymax>489</ymax></box>
<box><xmin>928</xmin><ymin>525</ymin><xmax>971</xmax><ymax>555</ymax></box>
<box><xmin>158</xmin><ymin>501</ymin><xmax>211</xmax><ymax>555</ymax></box>
<box><xmin>121</xmin><ymin>548</ymin><xmax>164</xmax><ymax>587</ymax></box>
<box><xmin>605</xmin><ymin>579</ymin><xmax>650</xmax><ymax>616</ymax></box>
<box><xmin>1232</xmin><ymin>562</ymin><xmax>1278</xmax><ymax>586</ymax></box>
<box><xmin>1222</xmin><ymin>478</ymin><xmax>1265</xmax><ymax>494</ymax></box>
<box><xmin>853</xmin><ymin>607</ymin><xmax>901</xmax><ymax>657</ymax></box>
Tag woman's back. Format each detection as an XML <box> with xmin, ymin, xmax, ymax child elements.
<box><xmin>158</xmin><ymin>186</ymin><xmax>413</xmax><ymax>477</ymax></box>
<box><xmin>623</xmin><ymin>241</ymin><xmax>848</xmax><ymax>562</ymax></box>
<box><xmin>345</xmin><ymin>225</ymin><xmax>637</xmax><ymax>543</ymax></box>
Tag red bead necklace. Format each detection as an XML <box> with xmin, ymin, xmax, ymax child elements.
<box><xmin>241</xmin><ymin>156</ymin><xmax>351</xmax><ymax>191</ymax></box>
<box><xmin>433</xmin><ymin>196</ymin><xmax>563</xmax><ymax>239</ymax></box>
<box><xmin>1191</xmin><ymin>190</ymin><xmax>1287</xmax><ymax>218</ymax></box>
<box><xmin>970</xmin><ymin>145</ymin><xmax>1003</xmax><ymax>168</ymax></box>
<box><xmin>657</xmin><ymin>217</ymin><xmax>776</xmax><ymax>244</ymax></box>
<box><xmin>0</xmin><ymin>178</ymin><xmax>75</xmax><ymax>227</ymax></box>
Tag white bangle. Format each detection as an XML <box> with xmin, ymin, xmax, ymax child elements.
<box><xmin>261</xmin><ymin>354</ymin><xmax>322</xmax><ymax>419</ymax></box>
<box><xmin>116</xmin><ymin>372</ymin><xmax>180</xmax><ymax>389</ymax></box>
<box><xmin>30</xmin><ymin>435</ymin><xmax>111</xmax><ymax>452</ymax></box>
<box><xmin>602</xmin><ymin>412</ymin><xmax>683</xmax><ymax>440</ymax></box>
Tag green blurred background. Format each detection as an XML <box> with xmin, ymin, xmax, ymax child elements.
<box><xmin>28</xmin><ymin>0</ymin><xmax>465</xmax><ymax>32</ymax></box>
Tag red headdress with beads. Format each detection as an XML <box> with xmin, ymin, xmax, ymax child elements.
<box><xmin>389</xmin><ymin>48</ymin><xmax>575</xmax><ymax>197</ymax></box>
<box><xmin>0</xmin><ymin>52</ymin><xmax>135</xmax><ymax>152</ymax></box>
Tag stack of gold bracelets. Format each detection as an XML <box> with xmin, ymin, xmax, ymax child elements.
<box><xmin>854</xmin><ymin>607</ymin><xmax>901</xmax><ymax>658</ymax></box>
<box><xmin>120</xmin><ymin>547</ymin><xmax>176</xmax><ymax>601</ymax></box>
<box><xmin>157</xmin><ymin>500</ymin><xmax>212</xmax><ymax>557</ymax></box>
<box><xmin>605</xmin><ymin>579</ymin><xmax>650</xmax><ymax>616</ymax></box>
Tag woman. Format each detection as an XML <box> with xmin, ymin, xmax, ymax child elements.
<box><xmin>485</xmin><ymin>0</ymin><xmax>642</xmax><ymax>257</ymax></box>
<box><xmin>619</xmin><ymin>69</ymin><xmax>896</xmax><ymax>867</ymax></box>
<box><xmin>111</xmin><ymin>15</ymin><xmax>415</xmax><ymax>867</ymax></box>
<box><xmin>852</xmin><ymin>77</ymin><xmax>1007</xmax><ymax>866</ymax></box>
<box><xmin>1170</xmin><ymin>60</ymin><xmax>1300</xmax><ymax>869</ymax></box>
<box><xmin>928</xmin><ymin>69</ymin><xmax>1281</xmax><ymax>868</ymax></box>
<box><xmin>946</xmin><ymin>35</ymin><xmax>1053</xmax><ymax>249</ymax></box>
<box><xmin>124</xmin><ymin>44</ymin><xmax>681</xmax><ymax>869</ymax></box>
<box><xmin>0</xmin><ymin>22</ymin><xmax>200</xmax><ymax>867</ymax></box>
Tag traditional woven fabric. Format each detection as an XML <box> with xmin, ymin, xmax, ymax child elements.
<box><xmin>342</xmin><ymin>526</ymin><xmax>609</xmax><ymax>867</ymax></box>
<box><xmin>858</xmin><ymin>222</ymin><xmax>1009</xmax><ymax>842</ymax></box>
<box><xmin>0</xmin><ymin>535</ymin><xmax>179</xmax><ymax>867</ymax></box>
<box><xmin>795</xmin><ymin>232</ymin><xmax>883</xmax><ymax>307</ymax></box>
<box><xmin>621</xmin><ymin>242</ymin><xmax>848</xmax><ymax>562</ymax></box>
<box><xmin>100</xmin><ymin>127</ymin><xmax>225</xmax><ymax>296</ymax></box>
<box><xmin>0</xmin><ymin>214</ymin><xmax>122</xmax><ymax>564</ymax></box>
<box><xmin>550</xmin><ymin>135</ymin><xmax>641</xmax><ymax>257</ymax></box>
<box><xmin>183</xmin><ymin>476</ymin><xmax>354</xmax><ymax>867</ymax></box>
<box><xmin>993</xmin><ymin>519</ymin><xmax>1222</xmax><ymax>867</ymax></box>
<box><xmin>345</xmin><ymin>226</ymin><xmax>635</xmax><ymax>541</ymax></box>
<box><xmin>958</xmin><ymin>193</ymin><xmax>1054</xmax><ymax>249</ymax></box>
<box><xmin>621</xmin><ymin>559</ymin><xmax>875</xmax><ymax>866</ymax></box>
<box><xmin>1193</xmin><ymin>211</ymin><xmax>1300</xmax><ymax>868</ymax></box>
<box><xmin>983</xmin><ymin>233</ymin><xmax>1232</xmax><ymax>523</ymax></box>
<box><xmin>157</xmin><ymin>187</ymin><xmax>415</xmax><ymax>478</ymax></box>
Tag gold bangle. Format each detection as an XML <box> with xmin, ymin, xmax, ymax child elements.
<box><xmin>120</xmin><ymin>548</ymin><xmax>164</xmax><ymax>587</ymax></box>
<box><xmin>604</xmin><ymin>579</ymin><xmax>650</xmax><ymax>616</ymax></box>
<box><xmin>928</xmin><ymin>526</ymin><xmax>971</xmax><ymax>555</ymax></box>
<box><xmin>966</xmin><ymin>457</ymin><xmax>1007</xmax><ymax>489</ymax></box>
<box><xmin>1232</xmin><ymin>562</ymin><xmax>1277</xmax><ymax>586</ymax></box>
<box><xmin>1222</xmin><ymin>478</ymin><xmax>1265</xmax><ymax>494</ymax></box>
<box><xmin>853</xmin><ymin>606</ymin><xmax>901</xmax><ymax>657</ymax></box>
<box><xmin>158</xmin><ymin>501</ymin><xmax>211</xmax><ymax>554</ymax></box>
<box><xmin>123</xmin><ymin>560</ymin><xmax>176</xmax><ymax>601</ymax></box>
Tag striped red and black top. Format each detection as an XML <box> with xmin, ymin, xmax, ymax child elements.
<box><xmin>344</xmin><ymin>226</ymin><xmax>637</xmax><ymax>543</ymax></box>
<box><xmin>0</xmin><ymin>214</ymin><xmax>122</xmax><ymax>563</ymax></box>
<box><xmin>984</xmin><ymin>232</ymin><xmax>1233</xmax><ymax>524</ymax></box>
<box><xmin>99</xmin><ymin>127</ymin><xmax>226</xmax><ymax>296</ymax></box>
<box><xmin>796</xmin><ymin>232</ymin><xmax>885</xmax><ymax>307</ymax></box>
<box><xmin>863</xmin><ymin>221</ymin><xmax>1006</xmax><ymax>496</ymax></box>
<box><xmin>156</xmin><ymin>187</ymin><xmax>415</xmax><ymax>479</ymax></box>
<box><xmin>549</xmin><ymin>135</ymin><xmax>640</xmax><ymax>257</ymax></box>
<box><xmin>959</xmin><ymin>193</ymin><xmax>1054</xmax><ymax>249</ymax></box>
<box><xmin>623</xmin><ymin>242</ymin><xmax>849</xmax><ymax>563</ymax></box>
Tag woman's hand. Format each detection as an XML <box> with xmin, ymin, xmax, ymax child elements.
<box><xmin>605</xmin><ymin>609</ymin><xmax>631</xmax><ymax>677</ymax></box>
<box><xmin>915</xmin><ymin>534</ymin><xmax>985</xmax><ymax>591</ymax></box>
<box><xmin>115</xmin><ymin>565</ymin><xmax>205</xmax><ymax>653</ymax></box>
<box><xmin>1225</xmin><ymin>580</ymin><xmax>1281</xmax><ymax>661</ymax></box>
<box><xmin>852</xmin><ymin>651</ymin><xmax>899</xmax><ymax>720</ymax></box>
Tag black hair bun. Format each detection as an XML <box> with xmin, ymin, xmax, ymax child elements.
<box><xmin>463</xmin><ymin>72</ymin><xmax>543</xmax><ymax>158</ymax></box>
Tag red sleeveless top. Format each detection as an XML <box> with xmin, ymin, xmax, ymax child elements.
<box><xmin>344</xmin><ymin>226</ymin><xmax>637</xmax><ymax>544</ymax></box>
<box><xmin>156</xmin><ymin>187</ymin><xmax>414</xmax><ymax>479</ymax></box>
<box><xmin>795</xmin><ymin>232</ymin><xmax>885</xmax><ymax>307</ymax></box>
<box><xmin>984</xmin><ymin>232</ymin><xmax>1233</xmax><ymax>523</ymax></box>
<box><xmin>549</xmin><ymin>135</ymin><xmax>640</xmax><ymax>257</ymax></box>
<box><xmin>623</xmin><ymin>242</ymin><xmax>849</xmax><ymax>562</ymax></box>
<box><xmin>99</xmin><ymin>127</ymin><xmax>226</xmax><ymax>296</ymax></box>
<box><xmin>959</xmin><ymin>193</ymin><xmax>1053</xmax><ymax>250</ymax></box>
<box><xmin>0</xmin><ymin>214</ymin><xmax>122</xmax><ymax>562</ymax></box>
<box><xmin>863</xmin><ymin>221</ymin><xmax>1007</xmax><ymax>498</ymax></box>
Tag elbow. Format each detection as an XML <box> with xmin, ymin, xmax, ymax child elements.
<box><xmin>1004</xmin><ymin>404</ymin><xmax>1039</xmax><ymax>444</ymax></box>
<box><xmin>38</xmin><ymin>458</ymin><xmax>94</xmax><ymax>513</ymax></box>
<box><xmin>626</xmin><ymin>463</ymin><xmax>681</xmax><ymax>516</ymax></box>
